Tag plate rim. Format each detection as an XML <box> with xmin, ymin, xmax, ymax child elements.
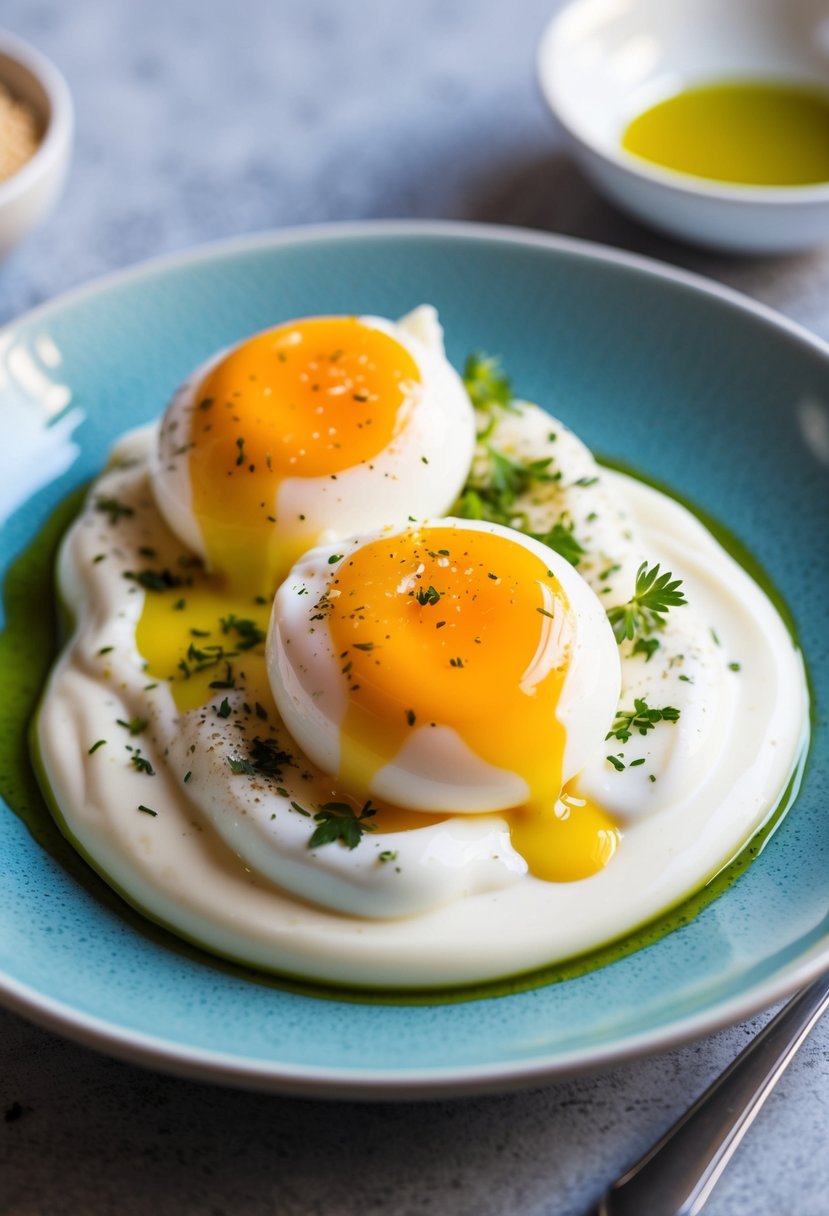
<box><xmin>2</xmin><ymin>217</ymin><xmax>828</xmax><ymax>1098</ymax></box>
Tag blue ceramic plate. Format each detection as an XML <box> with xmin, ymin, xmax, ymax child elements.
<box><xmin>1</xmin><ymin>222</ymin><xmax>827</xmax><ymax>1097</ymax></box>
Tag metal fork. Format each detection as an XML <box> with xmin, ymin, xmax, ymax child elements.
<box><xmin>594</xmin><ymin>969</ymin><xmax>829</xmax><ymax>1216</ymax></box>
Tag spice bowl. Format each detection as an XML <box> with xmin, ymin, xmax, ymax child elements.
<box><xmin>537</xmin><ymin>0</ymin><xmax>829</xmax><ymax>253</ymax></box>
<box><xmin>0</xmin><ymin>30</ymin><xmax>72</xmax><ymax>261</ymax></box>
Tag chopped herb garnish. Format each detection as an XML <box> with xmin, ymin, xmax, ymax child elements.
<box><xmin>249</xmin><ymin>736</ymin><xmax>293</xmax><ymax>777</ymax></box>
<box><xmin>95</xmin><ymin>496</ymin><xmax>134</xmax><ymax>524</ymax></box>
<box><xmin>228</xmin><ymin>756</ymin><xmax>257</xmax><ymax>775</ymax></box>
<box><xmin>217</xmin><ymin>697</ymin><xmax>232</xmax><ymax>719</ymax></box>
<box><xmin>88</xmin><ymin>739</ymin><xmax>107</xmax><ymax>755</ymax></box>
<box><xmin>406</xmin><ymin>708</ymin><xmax>416</xmax><ymax>726</ymax></box>
<box><xmin>208</xmin><ymin>663</ymin><xmax>236</xmax><ymax>689</ymax></box>
<box><xmin>631</xmin><ymin>637</ymin><xmax>661</xmax><ymax>662</ymax></box>
<box><xmin>606</xmin><ymin>698</ymin><xmax>681</xmax><ymax>744</ymax></box>
<box><xmin>379</xmin><ymin>850</ymin><xmax>398</xmax><ymax>863</ymax></box>
<box><xmin>137</xmin><ymin>804</ymin><xmax>157</xmax><ymax>817</ymax></box>
<box><xmin>607</xmin><ymin>562</ymin><xmax>687</xmax><ymax>644</ymax></box>
<box><xmin>220</xmin><ymin>614</ymin><xmax>265</xmax><ymax>649</ymax></box>
<box><xmin>309</xmin><ymin>800</ymin><xmax>377</xmax><ymax>850</ymax></box>
<box><xmin>606</xmin><ymin>754</ymin><xmax>625</xmax><ymax>772</ymax></box>
<box><xmin>183</xmin><ymin>771</ymin><xmax>192</xmax><ymax>783</ymax></box>
<box><xmin>130</xmin><ymin>751</ymin><xmax>155</xmax><ymax>775</ymax></box>
<box><xmin>729</xmin><ymin>661</ymin><xmax>742</xmax><ymax>672</ymax></box>
<box><xmin>117</xmin><ymin>716</ymin><xmax>148</xmax><ymax>736</ymax></box>
<box><xmin>462</xmin><ymin>352</ymin><xmax>514</xmax><ymax>414</ymax></box>
<box><xmin>455</xmin><ymin>441</ymin><xmax>560</xmax><ymax>534</ymax></box>
<box><xmin>532</xmin><ymin>519</ymin><xmax>585</xmax><ymax>568</ymax></box>
<box><xmin>328</xmin><ymin>553</ymin><xmax>343</xmax><ymax>564</ymax></box>
<box><xmin>414</xmin><ymin>584</ymin><xmax>442</xmax><ymax>606</ymax></box>
<box><xmin>124</xmin><ymin>567</ymin><xmax>183</xmax><ymax>592</ymax></box>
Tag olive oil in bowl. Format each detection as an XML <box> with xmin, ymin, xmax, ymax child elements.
<box><xmin>622</xmin><ymin>80</ymin><xmax>829</xmax><ymax>187</ymax></box>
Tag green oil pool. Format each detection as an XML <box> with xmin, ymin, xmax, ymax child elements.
<box><xmin>622</xmin><ymin>80</ymin><xmax>829</xmax><ymax>186</ymax></box>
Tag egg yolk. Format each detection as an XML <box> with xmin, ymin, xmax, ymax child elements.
<box><xmin>324</xmin><ymin>526</ymin><xmax>618</xmax><ymax>881</ymax></box>
<box><xmin>173</xmin><ymin>317</ymin><xmax>421</xmax><ymax>594</ymax></box>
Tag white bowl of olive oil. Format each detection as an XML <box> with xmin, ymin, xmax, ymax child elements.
<box><xmin>537</xmin><ymin>0</ymin><xmax>829</xmax><ymax>253</ymax></box>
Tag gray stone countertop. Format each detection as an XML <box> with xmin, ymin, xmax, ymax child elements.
<box><xmin>1</xmin><ymin>2</ymin><xmax>828</xmax><ymax>1214</ymax></box>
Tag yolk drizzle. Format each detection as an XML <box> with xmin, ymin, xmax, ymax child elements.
<box><xmin>174</xmin><ymin>317</ymin><xmax>421</xmax><ymax>595</ymax></box>
<box><xmin>136</xmin><ymin>584</ymin><xmax>273</xmax><ymax>714</ymax></box>
<box><xmin>325</xmin><ymin>526</ymin><xmax>618</xmax><ymax>880</ymax></box>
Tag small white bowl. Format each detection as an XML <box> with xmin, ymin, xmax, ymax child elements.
<box><xmin>0</xmin><ymin>31</ymin><xmax>73</xmax><ymax>260</ymax></box>
<box><xmin>538</xmin><ymin>0</ymin><xmax>829</xmax><ymax>253</ymax></box>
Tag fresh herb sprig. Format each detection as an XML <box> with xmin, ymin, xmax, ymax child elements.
<box><xmin>456</xmin><ymin>446</ymin><xmax>559</xmax><ymax>528</ymax></box>
<box><xmin>607</xmin><ymin>562</ymin><xmax>687</xmax><ymax>644</ymax></box>
<box><xmin>462</xmin><ymin>353</ymin><xmax>515</xmax><ymax>415</ymax></box>
<box><xmin>606</xmin><ymin>697</ymin><xmax>681</xmax><ymax>744</ymax></box>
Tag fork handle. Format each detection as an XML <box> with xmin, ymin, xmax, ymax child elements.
<box><xmin>597</xmin><ymin>970</ymin><xmax>829</xmax><ymax>1216</ymax></box>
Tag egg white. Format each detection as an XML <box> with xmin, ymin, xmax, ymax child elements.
<box><xmin>150</xmin><ymin>306</ymin><xmax>476</xmax><ymax>580</ymax></box>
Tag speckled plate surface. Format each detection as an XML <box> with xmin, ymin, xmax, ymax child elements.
<box><xmin>1</xmin><ymin>221</ymin><xmax>827</xmax><ymax>1098</ymax></box>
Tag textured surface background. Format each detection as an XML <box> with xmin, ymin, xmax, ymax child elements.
<box><xmin>1</xmin><ymin>2</ymin><xmax>828</xmax><ymax>1214</ymax></box>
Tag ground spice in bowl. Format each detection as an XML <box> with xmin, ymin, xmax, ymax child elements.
<box><xmin>0</xmin><ymin>80</ymin><xmax>40</xmax><ymax>183</ymax></box>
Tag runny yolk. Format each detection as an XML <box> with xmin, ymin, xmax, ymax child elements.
<box><xmin>325</xmin><ymin>526</ymin><xmax>619</xmax><ymax>881</ymax></box>
<box><xmin>175</xmin><ymin>316</ymin><xmax>421</xmax><ymax>595</ymax></box>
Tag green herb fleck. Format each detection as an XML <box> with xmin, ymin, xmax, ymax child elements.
<box><xmin>414</xmin><ymin>584</ymin><xmax>442</xmax><ymax>607</ymax></box>
<box><xmin>95</xmin><ymin>496</ymin><xmax>134</xmax><ymax>524</ymax></box>
<box><xmin>130</xmin><ymin>751</ymin><xmax>155</xmax><ymax>776</ymax></box>
<box><xmin>117</xmin><ymin>716</ymin><xmax>148</xmax><ymax>736</ymax></box>
<box><xmin>606</xmin><ymin>698</ymin><xmax>681</xmax><ymax>744</ymax></box>
<box><xmin>631</xmin><ymin>637</ymin><xmax>661</xmax><ymax>662</ymax></box>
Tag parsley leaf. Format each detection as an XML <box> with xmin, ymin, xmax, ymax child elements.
<box><xmin>455</xmin><ymin>444</ymin><xmax>560</xmax><ymax>532</ymax></box>
<box><xmin>308</xmin><ymin>800</ymin><xmax>377</xmax><ymax>850</ymax></box>
<box><xmin>531</xmin><ymin>518</ymin><xmax>585</xmax><ymax>568</ymax></box>
<box><xmin>606</xmin><ymin>697</ymin><xmax>681</xmax><ymax>744</ymax></box>
<box><xmin>462</xmin><ymin>353</ymin><xmax>514</xmax><ymax>413</ymax></box>
<box><xmin>95</xmin><ymin>496</ymin><xmax>134</xmax><ymax>524</ymax></box>
<box><xmin>631</xmin><ymin>637</ymin><xmax>661</xmax><ymax>662</ymax></box>
<box><xmin>607</xmin><ymin>562</ymin><xmax>687</xmax><ymax>644</ymax></box>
